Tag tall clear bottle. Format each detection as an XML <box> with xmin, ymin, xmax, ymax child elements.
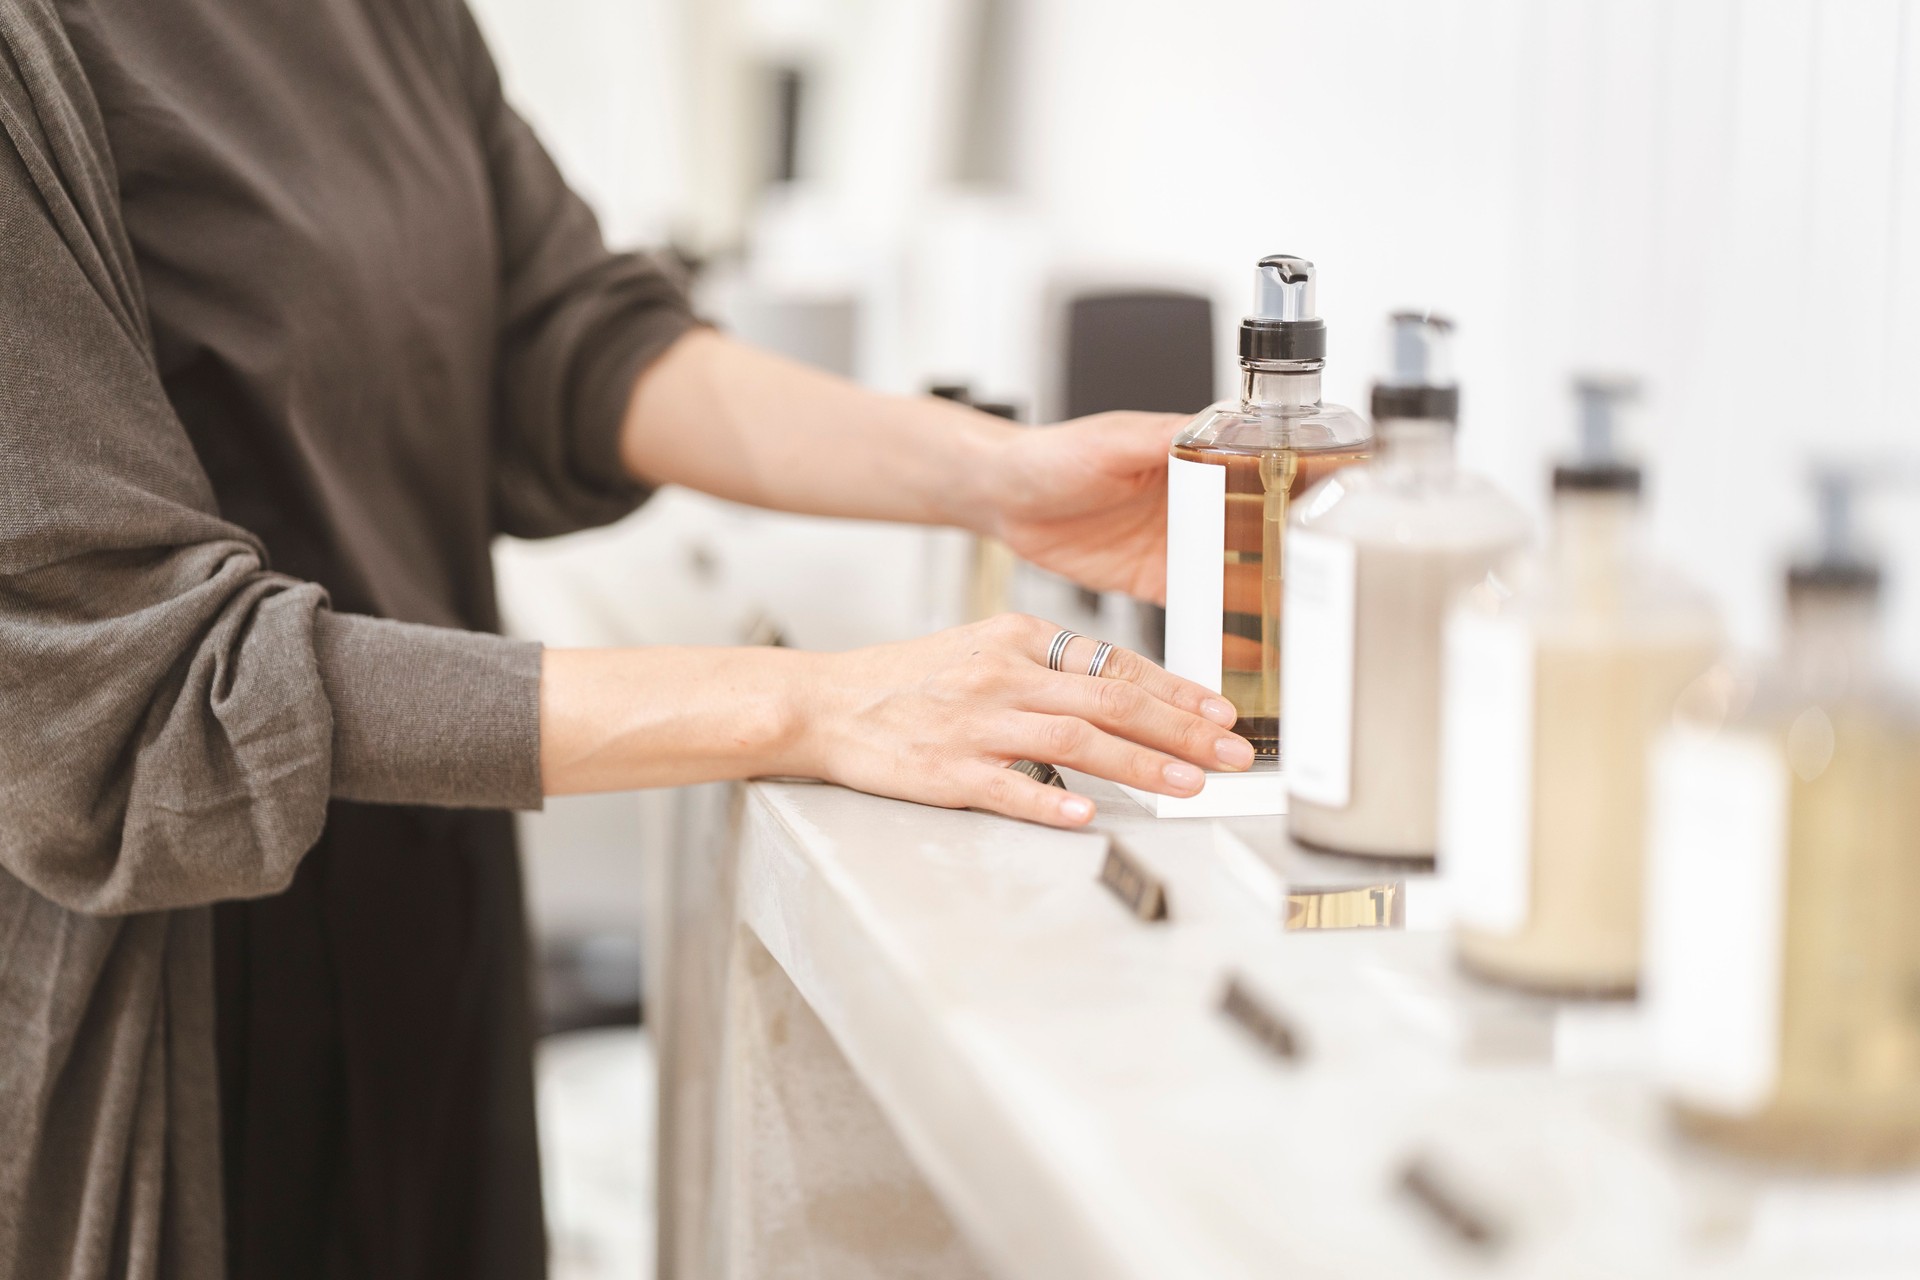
<box><xmin>1440</xmin><ymin>378</ymin><xmax>1718</xmax><ymax>995</ymax></box>
<box><xmin>1646</xmin><ymin>467</ymin><xmax>1920</xmax><ymax>1169</ymax></box>
<box><xmin>1164</xmin><ymin>256</ymin><xmax>1370</xmax><ymax>763</ymax></box>
<box><xmin>1283</xmin><ymin>314</ymin><xmax>1531</xmax><ymax>857</ymax></box>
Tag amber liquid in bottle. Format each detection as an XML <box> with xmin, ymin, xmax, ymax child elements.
<box><xmin>1170</xmin><ymin>442</ymin><xmax>1370</xmax><ymax>758</ymax></box>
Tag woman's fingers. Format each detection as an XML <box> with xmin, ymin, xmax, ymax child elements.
<box><xmin>1000</xmin><ymin>712</ymin><xmax>1216</xmax><ymax>798</ymax></box>
<box><xmin>960</xmin><ymin>763</ymin><xmax>1097</xmax><ymax>828</ymax></box>
<box><xmin>1020</xmin><ymin>671</ymin><xmax>1253</xmax><ymax>772</ymax></box>
<box><xmin>1057</xmin><ymin>634</ymin><xmax>1237</xmax><ymax>729</ymax></box>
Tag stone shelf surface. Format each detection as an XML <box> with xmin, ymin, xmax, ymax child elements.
<box><xmin>718</xmin><ymin>775</ymin><xmax>1920</xmax><ymax>1280</ymax></box>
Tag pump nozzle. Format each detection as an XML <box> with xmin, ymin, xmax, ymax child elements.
<box><xmin>1253</xmin><ymin>256</ymin><xmax>1316</xmax><ymax>322</ymax></box>
<box><xmin>1240</xmin><ymin>255</ymin><xmax>1328</xmax><ymax>364</ymax></box>
<box><xmin>1790</xmin><ymin>462</ymin><xmax>1890</xmax><ymax>595</ymax></box>
<box><xmin>1554</xmin><ymin>375</ymin><xmax>1644</xmax><ymax>495</ymax></box>
<box><xmin>1371</xmin><ymin>311</ymin><xmax>1460</xmax><ymax>422</ymax></box>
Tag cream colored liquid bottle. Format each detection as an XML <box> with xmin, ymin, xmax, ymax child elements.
<box><xmin>1440</xmin><ymin>378</ymin><xmax>1717</xmax><ymax>995</ymax></box>
<box><xmin>1647</xmin><ymin>469</ymin><xmax>1920</xmax><ymax>1169</ymax></box>
<box><xmin>1285</xmin><ymin>314</ymin><xmax>1530</xmax><ymax>857</ymax></box>
<box><xmin>1165</xmin><ymin>256</ymin><xmax>1369</xmax><ymax>763</ymax></box>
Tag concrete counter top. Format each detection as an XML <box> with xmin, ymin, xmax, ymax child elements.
<box><xmin>664</xmin><ymin>777</ymin><xmax>1920</xmax><ymax>1279</ymax></box>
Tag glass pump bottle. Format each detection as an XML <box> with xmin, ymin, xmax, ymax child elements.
<box><xmin>1283</xmin><ymin>314</ymin><xmax>1531</xmax><ymax>857</ymax></box>
<box><xmin>1440</xmin><ymin>378</ymin><xmax>1718</xmax><ymax>995</ymax></box>
<box><xmin>1646</xmin><ymin>466</ymin><xmax>1920</xmax><ymax>1170</ymax></box>
<box><xmin>1164</xmin><ymin>256</ymin><xmax>1370</xmax><ymax>762</ymax></box>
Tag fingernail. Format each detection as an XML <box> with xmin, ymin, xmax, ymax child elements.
<box><xmin>1201</xmin><ymin>698</ymin><xmax>1237</xmax><ymax>727</ymax></box>
<box><xmin>1215</xmin><ymin>736</ymin><xmax>1254</xmax><ymax>770</ymax></box>
<box><xmin>1163</xmin><ymin>761</ymin><xmax>1205</xmax><ymax>793</ymax></box>
<box><xmin>1059</xmin><ymin>795</ymin><xmax>1094</xmax><ymax>823</ymax></box>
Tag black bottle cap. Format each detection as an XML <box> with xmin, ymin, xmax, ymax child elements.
<box><xmin>1786</xmin><ymin>558</ymin><xmax>1883</xmax><ymax>596</ymax></box>
<box><xmin>1551</xmin><ymin>461</ymin><xmax>1643</xmax><ymax>494</ymax></box>
<box><xmin>1239</xmin><ymin>255</ymin><xmax>1329</xmax><ymax>364</ymax></box>
<box><xmin>1372</xmin><ymin>385</ymin><xmax>1461</xmax><ymax>421</ymax></box>
<box><xmin>928</xmin><ymin>383</ymin><xmax>971</xmax><ymax>403</ymax></box>
<box><xmin>975</xmin><ymin>401</ymin><xmax>1022</xmax><ymax>421</ymax></box>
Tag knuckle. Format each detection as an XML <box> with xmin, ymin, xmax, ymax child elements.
<box><xmin>1042</xmin><ymin>716</ymin><xmax>1087</xmax><ymax>758</ymax></box>
<box><xmin>979</xmin><ymin>770</ymin><xmax>1019</xmax><ymax>810</ymax></box>
<box><xmin>1094</xmin><ymin>677</ymin><xmax>1140</xmax><ymax>722</ymax></box>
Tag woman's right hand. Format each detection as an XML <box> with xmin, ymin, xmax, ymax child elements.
<box><xmin>780</xmin><ymin>614</ymin><xmax>1254</xmax><ymax>828</ymax></box>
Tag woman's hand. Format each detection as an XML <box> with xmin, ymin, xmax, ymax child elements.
<box><xmin>783</xmin><ymin>613</ymin><xmax>1252</xmax><ymax>827</ymax></box>
<box><xmin>986</xmin><ymin>411</ymin><xmax>1188</xmax><ymax>604</ymax></box>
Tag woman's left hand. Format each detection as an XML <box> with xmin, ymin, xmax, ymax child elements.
<box><xmin>986</xmin><ymin>411</ymin><xmax>1188</xmax><ymax>603</ymax></box>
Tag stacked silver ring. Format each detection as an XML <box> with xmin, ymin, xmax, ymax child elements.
<box><xmin>1045</xmin><ymin>628</ymin><xmax>1080</xmax><ymax>672</ymax></box>
<box><xmin>1086</xmin><ymin>640</ymin><xmax>1116</xmax><ymax>678</ymax></box>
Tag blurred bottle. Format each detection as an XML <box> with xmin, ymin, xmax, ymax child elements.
<box><xmin>1166</xmin><ymin>256</ymin><xmax>1370</xmax><ymax>762</ymax></box>
<box><xmin>1441</xmin><ymin>378</ymin><xmax>1717</xmax><ymax>995</ymax></box>
<box><xmin>1646</xmin><ymin>465</ymin><xmax>1920</xmax><ymax>1169</ymax></box>
<box><xmin>1284</xmin><ymin>313</ymin><xmax>1530</xmax><ymax>857</ymax></box>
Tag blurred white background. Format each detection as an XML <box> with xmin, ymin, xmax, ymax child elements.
<box><xmin>470</xmin><ymin>1</ymin><xmax>1920</xmax><ymax>1274</ymax></box>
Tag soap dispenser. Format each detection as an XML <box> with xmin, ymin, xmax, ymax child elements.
<box><xmin>1646</xmin><ymin>465</ymin><xmax>1920</xmax><ymax>1169</ymax></box>
<box><xmin>1283</xmin><ymin>313</ymin><xmax>1531</xmax><ymax>857</ymax></box>
<box><xmin>1440</xmin><ymin>377</ymin><xmax>1718</xmax><ymax>995</ymax></box>
<box><xmin>1164</xmin><ymin>256</ymin><xmax>1370</xmax><ymax>800</ymax></box>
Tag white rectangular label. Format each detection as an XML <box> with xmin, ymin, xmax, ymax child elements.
<box><xmin>1281</xmin><ymin>529</ymin><xmax>1357</xmax><ymax>807</ymax></box>
<box><xmin>1163</xmin><ymin>455</ymin><xmax>1226</xmax><ymax>694</ymax></box>
<box><xmin>1437</xmin><ymin>610</ymin><xmax>1536</xmax><ymax>935</ymax></box>
<box><xmin>1645</xmin><ymin>725</ymin><xmax>1789</xmax><ymax>1114</ymax></box>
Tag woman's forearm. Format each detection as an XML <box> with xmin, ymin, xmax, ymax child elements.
<box><xmin>539</xmin><ymin>645</ymin><xmax>814</xmax><ymax>794</ymax></box>
<box><xmin>617</xmin><ymin>329</ymin><xmax>1015</xmax><ymax>533</ymax></box>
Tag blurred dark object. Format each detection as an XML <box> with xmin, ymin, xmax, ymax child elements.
<box><xmin>772</xmin><ymin>65</ymin><xmax>804</xmax><ymax>185</ymax></box>
<box><xmin>539</xmin><ymin>932</ymin><xmax>644</xmax><ymax>1036</ymax></box>
<box><xmin>928</xmin><ymin>383</ymin><xmax>972</xmax><ymax>404</ymax></box>
<box><xmin>974</xmin><ymin>401</ymin><xmax>1022</xmax><ymax>422</ymax></box>
<box><xmin>1063</xmin><ymin>290</ymin><xmax>1216</xmax><ymax>420</ymax></box>
<box><xmin>1062</xmin><ymin>290</ymin><xmax>1216</xmax><ymax>658</ymax></box>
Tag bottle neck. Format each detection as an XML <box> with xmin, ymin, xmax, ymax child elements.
<box><xmin>1242</xmin><ymin>361</ymin><xmax>1323</xmax><ymax>411</ymax></box>
<box><xmin>1548</xmin><ymin>489</ymin><xmax>1641</xmax><ymax>606</ymax></box>
<box><xmin>1376</xmin><ymin>417</ymin><xmax>1457</xmax><ymax>479</ymax></box>
<box><xmin>1783</xmin><ymin>588</ymin><xmax>1881</xmax><ymax>697</ymax></box>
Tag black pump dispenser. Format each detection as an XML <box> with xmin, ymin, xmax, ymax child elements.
<box><xmin>1370</xmin><ymin>312</ymin><xmax>1459</xmax><ymax>423</ymax></box>
<box><xmin>1788</xmin><ymin>465</ymin><xmax>1886</xmax><ymax>597</ymax></box>
<box><xmin>1238</xmin><ymin>255</ymin><xmax>1328</xmax><ymax>364</ymax></box>
<box><xmin>1552</xmin><ymin>376</ymin><xmax>1643</xmax><ymax>495</ymax></box>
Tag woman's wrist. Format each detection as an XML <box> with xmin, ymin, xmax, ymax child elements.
<box><xmin>916</xmin><ymin>397</ymin><xmax>1021</xmax><ymax>536</ymax></box>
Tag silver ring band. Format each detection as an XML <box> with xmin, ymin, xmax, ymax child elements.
<box><xmin>1046</xmin><ymin>628</ymin><xmax>1080</xmax><ymax>673</ymax></box>
<box><xmin>1086</xmin><ymin>641</ymin><xmax>1116</xmax><ymax>678</ymax></box>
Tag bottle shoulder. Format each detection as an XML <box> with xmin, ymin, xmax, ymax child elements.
<box><xmin>1173</xmin><ymin>399</ymin><xmax>1371</xmax><ymax>455</ymax></box>
<box><xmin>1453</xmin><ymin>552</ymin><xmax>1721</xmax><ymax>647</ymax></box>
<box><xmin>1292</xmin><ymin>467</ymin><xmax>1533</xmax><ymax>550</ymax></box>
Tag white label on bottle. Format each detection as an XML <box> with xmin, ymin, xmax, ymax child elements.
<box><xmin>1437</xmin><ymin>610</ymin><xmax>1535</xmax><ymax>935</ymax></box>
<box><xmin>1163</xmin><ymin>455</ymin><xmax>1227</xmax><ymax>694</ymax></box>
<box><xmin>1645</xmin><ymin>724</ymin><xmax>1789</xmax><ymax>1114</ymax></box>
<box><xmin>1281</xmin><ymin>529</ymin><xmax>1357</xmax><ymax>807</ymax></box>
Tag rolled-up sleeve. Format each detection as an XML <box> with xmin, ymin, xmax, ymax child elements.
<box><xmin>455</xmin><ymin>4</ymin><xmax>702</xmax><ymax>539</ymax></box>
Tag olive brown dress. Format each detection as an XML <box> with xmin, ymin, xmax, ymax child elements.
<box><xmin>0</xmin><ymin>0</ymin><xmax>696</xmax><ymax>1276</ymax></box>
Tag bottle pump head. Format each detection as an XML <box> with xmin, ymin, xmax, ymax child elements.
<box><xmin>1553</xmin><ymin>375</ymin><xmax>1643</xmax><ymax>496</ymax></box>
<box><xmin>1788</xmin><ymin>464</ymin><xmax>1885</xmax><ymax>597</ymax></box>
<box><xmin>1371</xmin><ymin>311</ymin><xmax>1459</xmax><ymax>423</ymax></box>
<box><xmin>1240</xmin><ymin>255</ymin><xmax>1328</xmax><ymax>364</ymax></box>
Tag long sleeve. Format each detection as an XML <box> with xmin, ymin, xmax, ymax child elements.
<box><xmin>0</xmin><ymin>9</ymin><xmax>542</xmax><ymax>918</ymax></box>
<box><xmin>452</xmin><ymin>2</ymin><xmax>702</xmax><ymax>539</ymax></box>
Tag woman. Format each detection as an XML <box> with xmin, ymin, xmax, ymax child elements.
<box><xmin>0</xmin><ymin>1</ymin><xmax>1251</xmax><ymax>1276</ymax></box>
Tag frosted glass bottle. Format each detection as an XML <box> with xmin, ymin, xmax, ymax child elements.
<box><xmin>1164</xmin><ymin>256</ymin><xmax>1369</xmax><ymax>763</ymax></box>
<box><xmin>1647</xmin><ymin>472</ymin><xmax>1920</xmax><ymax>1169</ymax></box>
<box><xmin>1440</xmin><ymin>378</ymin><xmax>1717</xmax><ymax>995</ymax></box>
<box><xmin>1284</xmin><ymin>314</ymin><xmax>1530</xmax><ymax>857</ymax></box>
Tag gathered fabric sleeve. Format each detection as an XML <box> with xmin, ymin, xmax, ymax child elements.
<box><xmin>0</xmin><ymin>11</ymin><xmax>544</xmax><ymax>918</ymax></box>
<box><xmin>450</xmin><ymin>3</ymin><xmax>703</xmax><ymax>539</ymax></box>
